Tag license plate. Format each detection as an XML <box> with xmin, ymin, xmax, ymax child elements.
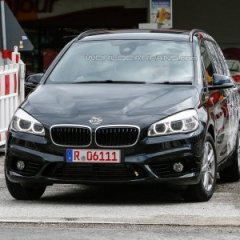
<box><xmin>66</xmin><ymin>149</ymin><xmax>121</xmax><ymax>163</ymax></box>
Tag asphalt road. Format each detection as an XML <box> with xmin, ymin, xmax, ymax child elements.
<box><xmin>1</xmin><ymin>152</ymin><xmax>240</xmax><ymax>239</ymax></box>
<box><xmin>1</xmin><ymin>224</ymin><xmax>240</xmax><ymax>240</ymax></box>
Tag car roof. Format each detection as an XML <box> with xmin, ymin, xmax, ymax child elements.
<box><xmin>77</xmin><ymin>29</ymin><xmax>199</xmax><ymax>42</ymax></box>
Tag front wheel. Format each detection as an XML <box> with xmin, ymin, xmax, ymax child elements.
<box><xmin>5</xmin><ymin>174</ymin><xmax>46</xmax><ymax>200</ymax></box>
<box><xmin>182</xmin><ymin>133</ymin><xmax>217</xmax><ymax>202</ymax></box>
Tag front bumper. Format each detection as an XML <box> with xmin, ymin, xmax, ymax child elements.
<box><xmin>5</xmin><ymin>125</ymin><xmax>205</xmax><ymax>186</ymax></box>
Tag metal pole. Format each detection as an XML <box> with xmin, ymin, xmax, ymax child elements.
<box><xmin>0</xmin><ymin>0</ymin><xmax>6</xmax><ymax>50</ymax></box>
<box><xmin>147</xmin><ymin>0</ymin><xmax>151</xmax><ymax>23</ymax></box>
<box><xmin>1</xmin><ymin>0</ymin><xmax>7</xmax><ymax>65</ymax></box>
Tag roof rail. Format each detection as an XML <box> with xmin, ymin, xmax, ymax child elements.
<box><xmin>189</xmin><ymin>29</ymin><xmax>207</xmax><ymax>42</ymax></box>
<box><xmin>76</xmin><ymin>29</ymin><xmax>109</xmax><ymax>40</ymax></box>
<box><xmin>75</xmin><ymin>28</ymin><xmax>209</xmax><ymax>42</ymax></box>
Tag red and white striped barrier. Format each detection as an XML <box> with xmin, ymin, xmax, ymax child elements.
<box><xmin>0</xmin><ymin>47</ymin><xmax>25</xmax><ymax>147</ymax></box>
<box><xmin>0</xmin><ymin>131</ymin><xmax>6</xmax><ymax>146</ymax></box>
<box><xmin>0</xmin><ymin>65</ymin><xmax>18</xmax><ymax>96</ymax></box>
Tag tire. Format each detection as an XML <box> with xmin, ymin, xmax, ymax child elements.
<box><xmin>5</xmin><ymin>174</ymin><xmax>46</xmax><ymax>200</ymax></box>
<box><xmin>182</xmin><ymin>133</ymin><xmax>217</xmax><ymax>202</ymax></box>
<box><xmin>219</xmin><ymin>134</ymin><xmax>240</xmax><ymax>182</ymax></box>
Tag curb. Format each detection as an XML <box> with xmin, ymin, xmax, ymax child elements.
<box><xmin>0</xmin><ymin>219</ymin><xmax>240</xmax><ymax>228</ymax></box>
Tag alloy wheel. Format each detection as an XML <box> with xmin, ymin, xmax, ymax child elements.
<box><xmin>201</xmin><ymin>141</ymin><xmax>216</xmax><ymax>192</ymax></box>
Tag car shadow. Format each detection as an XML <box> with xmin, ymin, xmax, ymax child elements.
<box><xmin>40</xmin><ymin>184</ymin><xmax>185</xmax><ymax>204</ymax></box>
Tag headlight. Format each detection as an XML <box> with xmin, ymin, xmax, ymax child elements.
<box><xmin>11</xmin><ymin>109</ymin><xmax>45</xmax><ymax>136</ymax></box>
<box><xmin>148</xmin><ymin>109</ymin><xmax>199</xmax><ymax>137</ymax></box>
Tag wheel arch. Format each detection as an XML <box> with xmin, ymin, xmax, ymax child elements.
<box><xmin>207</xmin><ymin>124</ymin><xmax>215</xmax><ymax>141</ymax></box>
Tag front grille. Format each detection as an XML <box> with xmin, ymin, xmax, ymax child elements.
<box><xmin>51</xmin><ymin>126</ymin><xmax>91</xmax><ymax>146</ymax></box>
<box><xmin>43</xmin><ymin>163</ymin><xmax>148</xmax><ymax>181</ymax></box>
<box><xmin>95</xmin><ymin>126</ymin><xmax>139</xmax><ymax>147</ymax></box>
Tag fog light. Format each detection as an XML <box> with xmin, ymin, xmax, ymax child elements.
<box><xmin>173</xmin><ymin>162</ymin><xmax>184</xmax><ymax>173</ymax></box>
<box><xmin>16</xmin><ymin>161</ymin><xmax>25</xmax><ymax>171</ymax></box>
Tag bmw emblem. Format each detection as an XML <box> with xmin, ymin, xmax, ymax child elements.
<box><xmin>89</xmin><ymin>117</ymin><xmax>103</xmax><ymax>125</ymax></box>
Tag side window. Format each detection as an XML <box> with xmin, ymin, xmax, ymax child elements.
<box><xmin>214</xmin><ymin>43</ymin><xmax>231</xmax><ymax>76</ymax></box>
<box><xmin>205</xmin><ymin>41</ymin><xmax>224</xmax><ymax>75</ymax></box>
<box><xmin>206</xmin><ymin>41</ymin><xmax>224</xmax><ymax>74</ymax></box>
<box><xmin>200</xmin><ymin>41</ymin><xmax>215</xmax><ymax>85</ymax></box>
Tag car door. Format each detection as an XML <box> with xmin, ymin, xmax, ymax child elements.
<box><xmin>213</xmin><ymin>42</ymin><xmax>240</xmax><ymax>157</ymax></box>
<box><xmin>201</xmin><ymin>40</ymin><xmax>237</xmax><ymax>163</ymax></box>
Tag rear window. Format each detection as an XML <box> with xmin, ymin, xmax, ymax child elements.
<box><xmin>227</xmin><ymin>60</ymin><xmax>240</xmax><ymax>72</ymax></box>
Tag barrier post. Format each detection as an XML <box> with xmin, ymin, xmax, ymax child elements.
<box><xmin>0</xmin><ymin>47</ymin><xmax>24</xmax><ymax>147</ymax></box>
<box><xmin>19</xmin><ymin>62</ymin><xmax>25</xmax><ymax>103</ymax></box>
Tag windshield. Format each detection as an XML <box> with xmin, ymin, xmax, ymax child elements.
<box><xmin>47</xmin><ymin>40</ymin><xmax>194</xmax><ymax>84</ymax></box>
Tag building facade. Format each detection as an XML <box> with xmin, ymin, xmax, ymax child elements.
<box><xmin>6</xmin><ymin>0</ymin><xmax>240</xmax><ymax>74</ymax></box>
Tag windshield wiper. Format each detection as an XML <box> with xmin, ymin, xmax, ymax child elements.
<box><xmin>73</xmin><ymin>80</ymin><xmax>146</xmax><ymax>84</ymax></box>
<box><xmin>154</xmin><ymin>81</ymin><xmax>192</xmax><ymax>85</ymax></box>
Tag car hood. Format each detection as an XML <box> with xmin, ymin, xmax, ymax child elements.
<box><xmin>22</xmin><ymin>84</ymin><xmax>200</xmax><ymax>126</ymax></box>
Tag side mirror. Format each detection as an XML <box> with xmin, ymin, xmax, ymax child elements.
<box><xmin>25</xmin><ymin>73</ymin><xmax>43</xmax><ymax>87</ymax></box>
<box><xmin>24</xmin><ymin>73</ymin><xmax>44</xmax><ymax>97</ymax></box>
<box><xmin>208</xmin><ymin>73</ymin><xmax>234</xmax><ymax>90</ymax></box>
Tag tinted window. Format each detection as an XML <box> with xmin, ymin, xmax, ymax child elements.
<box><xmin>47</xmin><ymin>40</ymin><xmax>194</xmax><ymax>84</ymax></box>
<box><xmin>215</xmin><ymin>44</ymin><xmax>231</xmax><ymax>76</ymax></box>
<box><xmin>205</xmin><ymin>41</ymin><xmax>223</xmax><ymax>75</ymax></box>
<box><xmin>201</xmin><ymin>41</ymin><xmax>215</xmax><ymax>85</ymax></box>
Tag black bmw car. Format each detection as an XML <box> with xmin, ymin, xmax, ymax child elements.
<box><xmin>5</xmin><ymin>29</ymin><xmax>240</xmax><ymax>202</ymax></box>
